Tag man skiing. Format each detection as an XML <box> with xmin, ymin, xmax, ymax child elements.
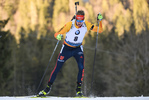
<box><xmin>37</xmin><ymin>10</ymin><xmax>103</xmax><ymax>97</ymax></box>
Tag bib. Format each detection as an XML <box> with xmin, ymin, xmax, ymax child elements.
<box><xmin>65</xmin><ymin>19</ymin><xmax>87</xmax><ymax>47</ymax></box>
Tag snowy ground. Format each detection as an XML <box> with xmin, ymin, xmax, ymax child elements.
<box><xmin>0</xmin><ymin>96</ymin><xmax>149</xmax><ymax>100</ymax></box>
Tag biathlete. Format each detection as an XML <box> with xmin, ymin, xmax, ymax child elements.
<box><xmin>37</xmin><ymin>10</ymin><xmax>103</xmax><ymax>97</ymax></box>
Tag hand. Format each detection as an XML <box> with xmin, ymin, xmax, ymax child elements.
<box><xmin>97</xmin><ymin>13</ymin><xmax>103</xmax><ymax>21</ymax></box>
<box><xmin>56</xmin><ymin>34</ymin><xmax>62</xmax><ymax>40</ymax></box>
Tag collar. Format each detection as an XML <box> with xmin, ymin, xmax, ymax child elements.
<box><xmin>75</xmin><ymin>21</ymin><xmax>82</xmax><ymax>28</ymax></box>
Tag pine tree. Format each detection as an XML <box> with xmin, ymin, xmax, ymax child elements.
<box><xmin>0</xmin><ymin>19</ymin><xmax>12</xmax><ymax>95</ymax></box>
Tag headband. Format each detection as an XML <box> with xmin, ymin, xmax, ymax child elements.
<box><xmin>76</xmin><ymin>15</ymin><xmax>84</xmax><ymax>20</ymax></box>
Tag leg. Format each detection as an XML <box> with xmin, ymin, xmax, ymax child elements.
<box><xmin>48</xmin><ymin>44</ymin><xmax>72</xmax><ymax>83</ymax></box>
<box><xmin>73</xmin><ymin>45</ymin><xmax>85</xmax><ymax>83</ymax></box>
<box><xmin>37</xmin><ymin>44</ymin><xmax>72</xmax><ymax>97</ymax></box>
<box><xmin>73</xmin><ymin>46</ymin><xmax>84</xmax><ymax>96</ymax></box>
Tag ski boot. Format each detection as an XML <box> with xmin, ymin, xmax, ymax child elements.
<box><xmin>76</xmin><ymin>82</ymin><xmax>83</xmax><ymax>97</ymax></box>
<box><xmin>37</xmin><ymin>85</ymin><xmax>52</xmax><ymax>97</ymax></box>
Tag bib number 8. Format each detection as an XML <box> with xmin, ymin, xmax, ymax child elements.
<box><xmin>74</xmin><ymin>36</ymin><xmax>78</xmax><ymax>41</ymax></box>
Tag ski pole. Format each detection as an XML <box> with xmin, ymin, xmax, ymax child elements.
<box><xmin>36</xmin><ymin>40</ymin><xmax>60</xmax><ymax>94</ymax></box>
<box><xmin>90</xmin><ymin>19</ymin><xmax>101</xmax><ymax>95</ymax></box>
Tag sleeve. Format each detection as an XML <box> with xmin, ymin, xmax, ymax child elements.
<box><xmin>85</xmin><ymin>21</ymin><xmax>103</xmax><ymax>33</ymax></box>
<box><xmin>54</xmin><ymin>21</ymin><xmax>72</xmax><ymax>38</ymax></box>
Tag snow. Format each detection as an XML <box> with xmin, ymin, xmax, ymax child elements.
<box><xmin>0</xmin><ymin>96</ymin><xmax>149</xmax><ymax>100</ymax></box>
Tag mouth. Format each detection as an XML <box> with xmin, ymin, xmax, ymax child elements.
<box><xmin>77</xmin><ymin>23</ymin><xmax>82</xmax><ymax>27</ymax></box>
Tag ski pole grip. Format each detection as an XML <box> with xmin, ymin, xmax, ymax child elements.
<box><xmin>75</xmin><ymin>2</ymin><xmax>79</xmax><ymax>5</ymax></box>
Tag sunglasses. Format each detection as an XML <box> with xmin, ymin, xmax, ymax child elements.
<box><xmin>76</xmin><ymin>20</ymin><xmax>84</xmax><ymax>23</ymax></box>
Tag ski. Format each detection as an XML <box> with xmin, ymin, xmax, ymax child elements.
<box><xmin>30</xmin><ymin>96</ymin><xmax>50</xmax><ymax>98</ymax></box>
<box><xmin>30</xmin><ymin>96</ymin><xmax>88</xmax><ymax>98</ymax></box>
<box><xmin>73</xmin><ymin>96</ymin><xmax>89</xmax><ymax>98</ymax></box>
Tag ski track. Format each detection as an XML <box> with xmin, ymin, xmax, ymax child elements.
<box><xmin>0</xmin><ymin>96</ymin><xmax>149</xmax><ymax>100</ymax></box>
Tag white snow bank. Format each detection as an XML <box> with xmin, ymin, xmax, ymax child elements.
<box><xmin>0</xmin><ymin>96</ymin><xmax>149</xmax><ymax>100</ymax></box>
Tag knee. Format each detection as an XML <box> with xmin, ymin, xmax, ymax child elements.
<box><xmin>78</xmin><ymin>65</ymin><xmax>84</xmax><ymax>71</ymax></box>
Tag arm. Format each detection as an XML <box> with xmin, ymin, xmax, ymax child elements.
<box><xmin>85</xmin><ymin>21</ymin><xmax>103</xmax><ymax>33</ymax></box>
<box><xmin>54</xmin><ymin>21</ymin><xmax>72</xmax><ymax>39</ymax></box>
<box><xmin>91</xmin><ymin>21</ymin><xmax>103</xmax><ymax>33</ymax></box>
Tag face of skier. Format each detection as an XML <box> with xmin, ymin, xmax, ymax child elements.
<box><xmin>76</xmin><ymin>15</ymin><xmax>84</xmax><ymax>27</ymax></box>
<box><xmin>76</xmin><ymin>20</ymin><xmax>84</xmax><ymax>27</ymax></box>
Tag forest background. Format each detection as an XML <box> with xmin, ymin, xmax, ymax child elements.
<box><xmin>0</xmin><ymin>0</ymin><xmax>149</xmax><ymax>97</ymax></box>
